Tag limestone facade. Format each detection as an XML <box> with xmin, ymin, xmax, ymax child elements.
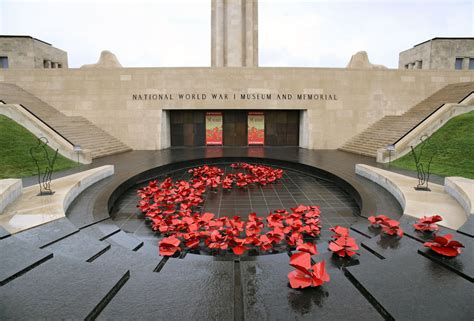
<box><xmin>0</xmin><ymin>36</ymin><xmax>68</xmax><ymax>69</ymax></box>
<box><xmin>0</xmin><ymin>67</ymin><xmax>472</xmax><ymax>151</ymax></box>
<box><xmin>211</xmin><ymin>0</ymin><xmax>258</xmax><ymax>67</ymax></box>
<box><xmin>399</xmin><ymin>38</ymin><xmax>474</xmax><ymax>70</ymax></box>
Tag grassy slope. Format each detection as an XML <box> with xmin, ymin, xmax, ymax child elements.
<box><xmin>391</xmin><ymin>111</ymin><xmax>474</xmax><ymax>179</ymax></box>
<box><xmin>0</xmin><ymin>115</ymin><xmax>76</xmax><ymax>179</ymax></box>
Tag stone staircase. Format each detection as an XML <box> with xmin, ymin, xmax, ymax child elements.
<box><xmin>339</xmin><ymin>82</ymin><xmax>474</xmax><ymax>157</ymax></box>
<box><xmin>0</xmin><ymin>82</ymin><xmax>131</xmax><ymax>159</ymax></box>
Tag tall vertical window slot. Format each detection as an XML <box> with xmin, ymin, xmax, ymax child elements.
<box><xmin>0</xmin><ymin>57</ymin><xmax>8</xmax><ymax>69</ymax></box>
<box><xmin>455</xmin><ymin>58</ymin><xmax>464</xmax><ymax>70</ymax></box>
<box><xmin>469</xmin><ymin>58</ymin><xmax>474</xmax><ymax>70</ymax></box>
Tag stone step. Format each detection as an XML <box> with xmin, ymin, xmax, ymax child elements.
<box><xmin>0</xmin><ymin>82</ymin><xmax>131</xmax><ymax>159</ymax></box>
<box><xmin>92</xmin><ymin>148</ymin><xmax>132</xmax><ymax>159</ymax></box>
<box><xmin>340</xmin><ymin>81</ymin><xmax>474</xmax><ymax>158</ymax></box>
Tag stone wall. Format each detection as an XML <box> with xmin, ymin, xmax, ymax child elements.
<box><xmin>0</xmin><ymin>67</ymin><xmax>472</xmax><ymax>150</ymax></box>
<box><xmin>431</xmin><ymin>39</ymin><xmax>474</xmax><ymax>70</ymax></box>
<box><xmin>399</xmin><ymin>39</ymin><xmax>474</xmax><ymax>70</ymax></box>
<box><xmin>0</xmin><ymin>37</ymin><xmax>68</xmax><ymax>69</ymax></box>
<box><xmin>399</xmin><ymin>42</ymin><xmax>431</xmax><ymax>69</ymax></box>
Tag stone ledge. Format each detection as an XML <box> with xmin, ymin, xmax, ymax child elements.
<box><xmin>355</xmin><ymin>164</ymin><xmax>467</xmax><ymax>229</ymax></box>
<box><xmin>0</xmin><ymin>179</ymin><xmax>22</xmax><ymax>214</ymax></box>
<box><xmin>0</xmin><ymin>165</ymin><xmax>114</xmax><ymax>234</ymax></box>
<box><xmin>445</xmin><ymin>177</ymin><xmax>474</xmax><ymax>216</ymax></box>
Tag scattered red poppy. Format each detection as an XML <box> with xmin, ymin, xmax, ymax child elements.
<box><xmin>413</xmin><ymin>215</ymin><xmax>443</xmax><ymax>232</ymax></box>
<box><xmin>288</xmin><ymin>252</ymin><xmax>330</xmax><ymax>289</ymax></box>
<box><xmin>368</xmin><ymin>215</ymin><xmax>403</xmax><ymax>238</ymax></box>
<box><xmin>423</xmin><ymin>234</ymin><xmax>464</xmax><ymax>257</ymax></box>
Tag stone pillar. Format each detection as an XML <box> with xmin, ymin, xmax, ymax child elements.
<box><xmin>463</xmin><ymin>57</ymin><xmax>470</xmax><ymax>70</ymax></box>
<box><xmin>211</xmin><ymin>0</ymin><xmax>258</xmax><ymax>67</ymax></box>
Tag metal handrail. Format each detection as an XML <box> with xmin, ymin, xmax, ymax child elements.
<box><xmin>392</xmin><ymin>90</ymin><xmax>474</xmax><ymax>146</ymax></box>
<box><xmin>1</xmin><ymin>102</ymin><xmax>76</xmax><ymax>147</ymax></box>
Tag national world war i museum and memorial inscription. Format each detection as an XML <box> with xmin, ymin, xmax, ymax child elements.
<box><xmin>1</xmin><ymin>0</ymin><xmax>474</xmax><ymax>320</ymax></box>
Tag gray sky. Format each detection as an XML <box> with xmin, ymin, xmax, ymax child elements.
<box><xmin>1</xmin><ymin>0</ymin><xmax>473</xmax><ymax>68</ymax></box>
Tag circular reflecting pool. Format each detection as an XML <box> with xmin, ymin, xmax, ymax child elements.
<box><xmin>110</xmin><ymin>161</ymin><xmax>360</xmax><ymax>254</ymax></box>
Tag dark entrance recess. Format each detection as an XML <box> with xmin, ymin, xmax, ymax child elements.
<box><xmin>223</xmin><ymin>110</ymin><xmax>247</xmax><ymax>146</ymax></box>
<box><xmin>170</xmin><ymin>110</ymin><xmax>299</xmax><ymax>147</ymax></box>
<box><xmin>265</xmin><ymin>111</ymin><xmax>299</xmax><ymax>146</ymax></box>
<box><xmin>170</xmin><ymin>111</ymin><xmax>205</xmax><ymax>146</ymax></box>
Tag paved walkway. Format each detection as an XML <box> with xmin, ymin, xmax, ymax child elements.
<box><xmin>356</xmin><ymin>164</ymin><xmax>468</xmax><ymax>229</ymax></box>
<box><xmin>1</xmin><ymin>166</ymin><xmax>113</xmax><ymax>234</ymax></box>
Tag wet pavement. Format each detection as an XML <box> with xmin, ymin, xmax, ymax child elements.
<box><xmin>1</xmin><ymin>148</ymin><xmax>472</xmax><ymax>320</ymax></box>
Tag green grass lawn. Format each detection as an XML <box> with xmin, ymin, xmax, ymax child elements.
<box><xmin>0</xmin><ymin>115</ymin><xmax>77</xmax><ymax>179</ymax></box>
<box><xmin>391</xmin><ymin>111</ymin><xmax>474</xmax><ymax>179</ymax></box>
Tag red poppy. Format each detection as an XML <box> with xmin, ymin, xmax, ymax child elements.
<box><xmin>288</xmin><ymin>252</ymin><xmax>330</xmax><ymax>289</ymax></box>
<box><xmin>368</xmin><ymin>214</ymin><xmax>390</xmax><ymax>226</ymax></box>
<box><xmin>328</xmin><ymin>236</ymin><xmax>359</xmax><ymax>257</ymax></box>
<box><xmin>159</xmin><ymin>236</ymin><xmax>181</xmax><ymax>256</ymax></box>
<box><xmin>413</xmin><ymin>215</ymin><xmax>443</xmax><ymax>232</ymax></box>
<box><xmin>296</xmin><ymin>242</ymin><xmax>318</xmax><ymax>255</ymax></box>
<box><xmin>329</xmin><ymin>225</ymin><xmax>349</xmax><ymax>238</ymax></box>
<box><xmin>423</xmin><ymin>234</ymin><xmax>464</xmax><ymax>257</ymax></box>
<box><xmin>381</xmin><ymin>219</ymin><xmax>404</xmax><ymax>238</ymax></box>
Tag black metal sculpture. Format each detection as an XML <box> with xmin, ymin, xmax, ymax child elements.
<box><xmin>410</xmin><ymin>134</ymin><xmax>435</xmax><ymax>191</ymax></box>
<box><xmin>30</xmin><ymin>137</ymin><xmax>58</xmax><ymax>195</ymax></box>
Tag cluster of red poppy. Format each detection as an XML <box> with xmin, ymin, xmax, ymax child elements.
<box><xmin>412</xmin><ymin>215</ymin><xmax>465</xmax><ymax>257</ymax></box>
<box><xmin>413</xmin><ymin>215</ymin><xmax>443</xmax><ymax>232</ymax></box>
<box><xmin>288</xmin><ymin>242</ymin><xmax>329</xmax><ymax>289</ymax></box>
<box><xmin>137</xmin><ymin>164</ymin><xmax>322</xmax><ymax>258</ymax></box>
<box><xmin>368</xmin><ymin>214</ymin><xmax>404</xmax><ymax>237</ymax></box>
<box><xmin>328</xmin><ymin>226</ymin><xmax>359</xmax><ymax>257</ymax></box>
<box><xmin>423</xmin><ymin>234</ymin><xmax>464</xmax><ymax>257</ymax></box>
<box><xmin>368</xmin><ymin>214</ymin><xmax>465</xmax><ymax>257</ymax></box>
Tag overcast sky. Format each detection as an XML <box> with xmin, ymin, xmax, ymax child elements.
<box><xmin>1</xmin><ymin>0</ymin><xmax>472</xmax><ymax>68</ymax></box>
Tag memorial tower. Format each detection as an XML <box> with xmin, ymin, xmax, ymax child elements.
<box><xmin>211</xmin><ymin>0</ymin><xmax>258</xmax><ymax>67</ymax></box>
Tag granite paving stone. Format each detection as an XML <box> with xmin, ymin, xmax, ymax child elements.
<box><xmin>104</xmin><ymin>230</ymin><xmax>143</xmax><ymax>251</ymax></box>
<box><xmin>135</xmin><ymin>239</ymin><xmax>162</xmax><ymax>259</ymax></box>
<box><xmin>0</xmin><ymin>236</ymin><xmax>52</xmax><ymax>285</ymax></box>
<box><xmin>240</xmin><ymin>253</ymin><xmax>383</xmax><ymax>321</ymax></box>
<box><xmin>0</xmin><ymin>256</ymin><xmax>129</xmax><ymax>320</ymax></box>
<box><xmin>361</xmin><ymin>233</ymin><xmax>421</xmax><ymax>260</ymax></box>
<box><xmin>91</xmin><ymin>246</ymin><xmax>159</xmax><ymax>274</ymax></box>
<box><xmin>42</xmin><ymin>230</ymin><xmax>111</xmax><ymax>262</ymax></box>
<box><xmin>345</xmin><ymin>252</ymin><xmax>474</xmax><ymax>320</ymax></box>
<box><xmin>14</xmin><ymin>217</ymin><xmax>79</xmax><ymax>248</ymax></box>
<box><xmin>418</xmin><ymin>231</ymin><xmax>474</xmax><ymax>282</ymax></box>
<box><xmin>98</xmin><ymin>256</ymin><xmax>234</xmax><ymax>321</ymax></box>
<box><xmin>82</xmin><ymin>219</ymin><xmax>121</xmax><ymax>240</ymax></box>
